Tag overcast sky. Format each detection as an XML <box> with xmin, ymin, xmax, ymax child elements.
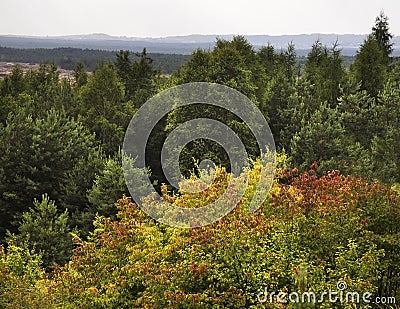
<box><xmin>0</xmin><ymin>0</ymin><xmax>399</xmax><ymax>37</ymax></box>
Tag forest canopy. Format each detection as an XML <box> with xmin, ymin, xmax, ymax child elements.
<box><xmin>0</xmin><ymin>11</ymin><xmax>399</xmax><ymax>308</ymax></box>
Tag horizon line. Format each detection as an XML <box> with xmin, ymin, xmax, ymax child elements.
<box><xmin>0</xmin><ymin>32</ymin><xmax>382</xmax><ymax>40</ymax></box>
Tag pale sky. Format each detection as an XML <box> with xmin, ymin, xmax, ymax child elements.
<box><xmin>0</xmin><ymin>0</ymin><xmax>399</xmax><ymax>37</ymax></box>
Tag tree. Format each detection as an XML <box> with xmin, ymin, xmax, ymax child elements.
<box><xmin>87</xmin><ymin>151</ymin><xmax>151</xmax><ymax>220</ymax></box>
<box><xmin>163</xmin><ymin>37</ymin><xmax>265</xmax><ymax>178</ymax></box>
<box><xmin>289</xmin><ymin>102</ymin><xmax>371</xmax><ymax>176</ymax></box>
<box><xmin>87</xmin><ymin>152</ymin><xmax>128</xmax><ymax>220</ymax></box>
<box><xmin>338</xmin><ymin>88</ymin><xmax>376</xmax><ymax>149</ymax></box>
<box><xmin>115</xmin><ymin>49</ymin><xmax>158</xmax><ymax>108</ymax></box>
<box><xmin>7</xmin><ymin>194</ymin><xmax>74</xmax><ymax>268</ymax></box>
<box><xmin>0</xmin><ymin>106</ymin><xmax>101</xmax><ymax>240</ymax></box>
<box><xmin>177</xmin><ymin>36</ymin><xmax>262</xmax><ymax>102</ymax></box>
<box><xmin>371</xmin><ymin>11</ymin><xmax>393</xmax><ymax>60</ymax></box>
<box><xmin>303</xmin><ymin>41</ymin><xmax>346</xmax><ymax>106</ymax></box>
<box><xmin>370</xmin><ymin>78</ymin><xmax>400</xmax><ymax>182</ymax></box>
<box><xmin>0</xmin><ymin>65</ymin><xmax>26</xmax><ymax>99</ymax></box>
<box><xmin>79</xmin><ymin>63</ymin><xmax>134</xmax><ymax>155</ymax></box>
<box><xmin>73</xmin><ymin>61</ymin><xmax>88</xmax><ymax>87</ymax></box>
<box><xmin>262</xmin><ymin>70</ymin><xmax>295</xmax><ymax>149</ymax></box>
<box><xmin>351</xmin><ymin>35</ymin><xmax>387</xmax><ymax>98</ymax></box>
<box><xmin>115</xmin><ymin>50</ymin><xmax>132</xmax><ymax>83</ymax></box>
<box><xmin>176</xmin><ymin>48</ymin><xmax>213</xmax><ymax>83</ymax></box>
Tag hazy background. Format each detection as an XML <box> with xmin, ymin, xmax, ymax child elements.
<box><xmin>0</xmin><ymin>0</ymin><xmax>399</xmax><ymax>37</ymax></box>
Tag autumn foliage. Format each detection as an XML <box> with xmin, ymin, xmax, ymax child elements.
<box><xmin>1</xmin><ymin>161</ymin><xmax>399</xmax><ymax>308</ymax></box>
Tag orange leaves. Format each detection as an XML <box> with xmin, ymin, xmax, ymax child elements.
<box><xmin>188</xmin><ymin>263</ymin><xmax>207</xmax><ymax>280</ymax></box>
<box><xmin>23</xmin><ymin>162</ymin><xmax>400</xmax><ymax>308</ymax></box>
<box><xmin>274</xmin><ymin>167</ymin><xmax>364</xmax><ymax>216</ymax></box>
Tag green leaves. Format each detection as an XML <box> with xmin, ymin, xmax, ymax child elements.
<box><xmin>7</xmin><ymin>194</ymin><xmax>74</xmax><ymax>268</ymax></box>
<box><xmin>78</xmin><ymin>63</ymin><xmax>135</xmax><ymax>155</ymax></box>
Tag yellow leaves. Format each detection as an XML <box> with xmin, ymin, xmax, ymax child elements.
<box><xmin>287</xmin><ymin>186</ymin><xmax>304</xmax><ymax>204</ymax></box>
<box><xmin>87</xmin><ymin>286</ymin><xmax>99</xmax><ymax>295</ymax></box>
<box><xmin>392</xmin><ymin>183</ymin><xmax>400</xmax><ymax>195</ymax></box>
<box><xmin>274</xmin><ymin>152</ymin><xmax>290</xmax><ymax>179</ymax></box>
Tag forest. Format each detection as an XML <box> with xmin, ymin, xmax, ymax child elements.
<box><xmin>0</xmin><ymin>12</ymin><xmax>399</xmax><ymax>308</ymax></box>
<box><xmin>0</xmin><ymin>46</ymin><xmax>190</xmax><ymax>74</ymax></box>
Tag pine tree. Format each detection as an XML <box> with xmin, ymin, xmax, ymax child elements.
<box><xmin>371</xmin><ymin>11</ymin><xmax>393</xmax><ymax>60</ymax></box>
<box><xmin>371</xmin><ymin>78</ymin><xmax>400</xmax><ymax>182</ymax></box>
<box><xmin>289</xmin><ymin>103</ymin><xmax>372</xmax><ymax>176</ymax></box>
<box><xmin>115</xmin><ymin>49</ymin><xmax>158</xmax><ymax>108</ymax></box>
<box><xmin>79</xmin><ymin>63</ymin><xmax>134</xmax><ymax>155</ymax></box>
<box><xmin>87</xmin><ymin>152</ymin><xmax>128</xmax><ymax>220</ymax></box>
<box><xmin>303</xmin><ymin>40</ymin><xmax>346</xmax><ymax>106</ymax></box>
<box><xmin>73</xmin><ymin>61</ymin><xmax>88</xmax><ymax>87</ymax></box>
<box><xmin>0</xmin><ymin>106</ymin><xmax>101</xmax><ymax>240</ymax></box>
<box><xmin>351</xmin><ymin>36</ymin><xmax>387</xmax><ymax>98</ymax></box>
<box><xmin>7</xmin><ymin>194</ymin><xmax>74</xmax><ymax>268</ymax></box>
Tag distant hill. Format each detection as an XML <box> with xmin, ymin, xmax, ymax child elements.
<box><xmin>1</xmin><ymin>33</ymin><xmax>400</xmax><ymax>56</ymax></box>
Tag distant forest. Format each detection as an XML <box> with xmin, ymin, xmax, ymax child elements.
<box><xmin>0</xmin><ymin>46</ymin><xmax>191</xmax><ymax>73</ymax></box>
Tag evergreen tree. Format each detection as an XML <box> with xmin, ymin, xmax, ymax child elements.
<box><xmin>371</xmin><ymin>78</ymin><xmax>400</xmax><ymax>182</ymax></box>
<box><xmin>165</xmin><ymin>36</ymin><xmax>265</xmax><ymax>177</ymax></box>
<box><xmin>87</xmin><ymin>152</ymin><xmax>128</xmax><ymax>220</ymax></box>
<box><xmin>303</xmin><ymin>41</ymin><xmax>346</xmax><ymax>106</ymax></box>
<box><xmin>258</xmin><ymin>43</ymin><xmax>299</xmax><ymax>150</ymax></box>
<box><xmin>87</xmin><ymin>151</ymin><xmax>150</xmax><ymax>220</ymax></box>
<box><xmin>73</xmin><ymin>61</ymin><xmax>88</xmax><ymax>87</ymax></box>
<box><xmin>115</xmin><ymin>49</ymin><xmax>158</xmax><ymax>108</ymax></box>
<box><xmin>371</xmin><ymin>11</ymin><xmax>394</xmax><ymax>60</ymax></box>
<box><xmin>351</xmin><ymin>36</ymin><xmax>387</xmax><ymax>98</ymax></box>
<box><xmin>79</xmin><ymin>63</ymin><xmax>134</xmax><ymax>155</ymax></box>
<box><xmin>289</xmin><ymin>103</ymin><xmax>371</xmax><ymax>176</ymax></box>
<box><xmin>0</xmin><ymin>65</ymin><xmax>26</xmax><ymax>99</ymax></box>
<box><xmin>7</xmin><ymin>194</ymin><xmax>74</xmax><ymax>268</ymax></box>
<box><xmin>338</xmin><ymin>89</ymin><xmax>377</xmax><ymax>149</ymax></box>
<box><xmin>176</xmin><ymin>48</ymin><xmax>212</xmax><ymax>83</ymax></box>
<box><xmin>0</xmin><ymin>106</ymin><xmax>101</xmax><ymax>240</ymax></box>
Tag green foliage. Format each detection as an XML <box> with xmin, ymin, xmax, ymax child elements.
<box><xmin>166</xmin><ymin>36</ymin><xmax>276</xmax><ymax>177</ymax></box>
<box><xmin>177</xmin><ymin>36</ymin><xmax>264</xmax><ymax>102</ymax></box>
<box><xmin>0</xmin><ymin>46</ymin><xmax>190</xmax><ymax>73</ymax></box>
<box><xmin>370</xmin><ymin>78</ymin><xmax>400</xmax><ymax>182</ymax></box>
<box><xmin>0</xmin><ymin>243</ymin><xmax>52</xmax><ymax>308</ymax></box>
<box><xmin>289</xmin><ymin>103</ymin><xmax>367</xmax><ymax>176</ymax></box>
<box><xmin>371</xmin><ymin>11</ymin><xmax>394</xmax><ymax>60</ymax></box>
<box><xmin>0</xmin><ymin>13</ymin><xmax>399</xmax><ymax>308</ymax></box>
<box><xmin>115</xmin><ymin>48</ymin><xmax>158</xmax><ymax>108</ymax></box>
<box><xmin>0</xmin><ymin>65</ymin><xmax>26</xmax><ymax>99</ymax></box>
<box><xmin>87</xmin><ymin>152</ymin><xmax>128</xmax><ymax>220</ymax></box>
<box><xmin>7</xmin><ymin>194</ymin><xmax>74</xmax><ymax>268</ymax></box>
<box><xmin>8</xmin><ymin>165</ymin><xmax>396</xmax><ymax>308</ymax></box>
<box><xmin>73</xmin><ymin>60</ymin><xmax>89</xmax><ymax>87</ymax></box>
<box><xmin>303</xmin><ymin>40</ymin><xmax>346</xmax><ymax>106</ymax></box>
<box><xmin>351</xmin><ymin>36</ymin><xmax>387</xmax><ymax>98</ymax></box>
<box><xmin>0</xmin><ymin>106</ymin><xmax>101</xmax><ymax>240</ymax></box>
<box><xmin>78</xmin><ymin>63</ymin><xmax>134</xmax><ymax>155</ymax></box>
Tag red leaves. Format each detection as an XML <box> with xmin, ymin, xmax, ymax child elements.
<box><xmin>36</xmin><ymin>163</ymin><xmax>400</xmax><ymax>308</ymax></box>
<box><xmin>310</xmin><ymin>161</ymin><xmax>318</xmax><ymax>172</ymax></box>
<box><xmin>189</xmin><ymin>263</ymin><xmax>206</xmax><ymax>280</ymax></box>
